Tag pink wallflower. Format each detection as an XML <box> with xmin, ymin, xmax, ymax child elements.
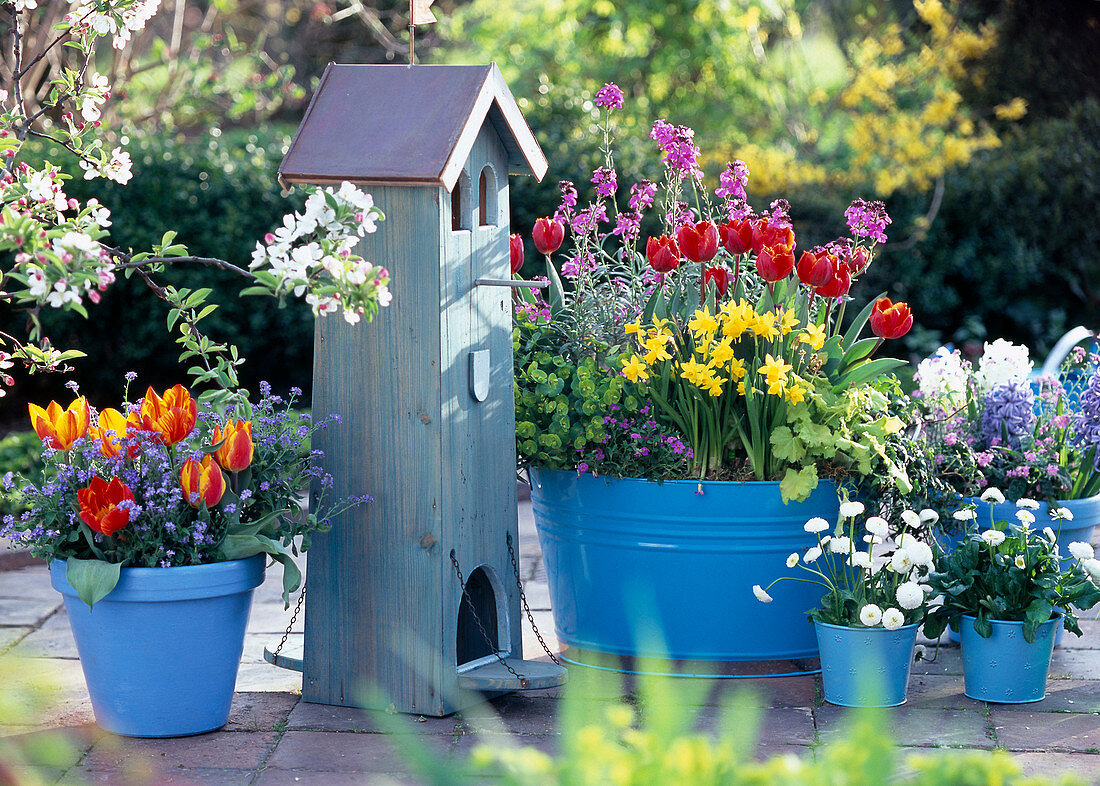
<box><xmin>650</xmin><ymin>119</ymin><xmax>702</xmax><ymax>181</ymax></box>
<box><xmin>553</xmin><ymin>181</ymin><xmax>578</xmax><ymax>222</ymax></box>
<box><xmin>844</xmin><ymin>198</ymin><xmax>892</xmax><ymax>243</ymax></box>
<box><xmin>592</xmin><ymin>167</ymin><xmax>617</xmax><ymax>198</ymax></box>
<box><xmin>594</xmin><ymin>83</ymin><xmax>624</xmax><ymax>110</ymax></box>
<box><xmin>629</xmin><ymin>180</ymin><xmax>657</xmax><ymax>213</ymax></box>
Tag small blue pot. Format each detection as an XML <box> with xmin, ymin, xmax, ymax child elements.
<box><xmin>958</xmin><ymin>614</ymin><xmax>1059</xmax><ymax>703</ymax></box>
<box><xmin>815</xmin><ymin>621</ymin><xmax>919</xmax><ymax>707</ymax></box>
<box><xmin>530</xmin><ymin>469</ymin><xmax>839</xmax><ymax>662</ymax></box>
<box><xmin>51</xmin><ymin>555</ymin><xmax>265</xmax><ymax>737</ymax></box>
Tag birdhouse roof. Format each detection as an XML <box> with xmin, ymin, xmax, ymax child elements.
<box><xmin>279</xmin><ymin>63</ymin><xmax>548</xmax><ymax>191</ymax></box>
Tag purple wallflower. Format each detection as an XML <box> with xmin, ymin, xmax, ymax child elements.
<box><xmin>980</xmin><ymin>381</ymin><xmax>1037</xmax><ymax>448</ymax></box>
<box><xmin>612</xmin><ymin>211</ymin><xmax>642</xmax><ymax>243</ymax></box>
<box><xmin>594</xmin><ymin>82</ymin><xmax>624</xmax><ymax>110</ymax></box>
<box><xmin>570</xmin><ymin>204</ymin><xmax>608</xmax><ymax>236</ymax></box>
<box><xmin>592</xmin><ymin>167</ymin><xmax>618</xmax><ymax>198</ymax></box>
<box><xmin>553</xmin><ymin>181</ymin><xmax>579</xmax><ymax>222</ymax></box>
<box><xmin>650</xmin><ymin>119</ymin><xmax>702</xmax><ymax>181</ymax></box>
<box><xmin>844</xmin><ymin>198</ymin><xmax>892</xmax><ymax>243</ymax></box>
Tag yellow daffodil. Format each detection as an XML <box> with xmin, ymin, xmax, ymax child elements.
<box><xmin>679</xmin><ymin>358</ymin><xmax>710</xmax><ymax>387</ymax></box>
<box><xmin>709</xmin><ymin>339</ymin><xmax>735</xmax><ymax>366</ymax></box>
<box><xmin>643</xmin><ymin>335</ymin><xmax>673</xmax><ymax>364</ymax></box>
<box><xmin>700</xmin><ymin>373</ymin><xmax>726</xmax><ymax>397</ymax></box>
<box><xmin>759</xmin><ymin>353</ymin><xmax>793</xmax><ymax>387</ymax></box>
<box><xmin>752</xmin><ymin>311</ymin><xmax>780</xmax><ymax>341</ymax></box>
<box><xmin>728</xmin><ymin>357</ymin><xmax>747</xmax><ymax>381</ymax></box>
<box><xmin>800</xmin><ymin>323</ymin><xmax>827</xmax><ymax>352</ymax></box>
<box><xmin>622</xmin><ymin>355</ymin><xmax>649</xmax><ymax>382</ymax></box>
<box><xmin>720</xmin><ymin>300</ymin><xmax>754</xmax><ymax>340</ymax></box>
<box><xmin>767</xmin><ymin>379</ymin><xmax>786</xmax><ymax>396</ymax></box>
<box><xmin>624</xmin><ymin>318</ymin><xmax>642</xmax><ymax>336</ymax></box>
<box><xmin>688</xmin><ymin>308</ymin><xmax>719</xmax><ymax>339</ymax></box>
<box><xmin>786</xmin><ymin>385</ymin><xmax>807</xmax><ymax>404</ymax></box>
<box><xmin>737</xmin><ymin>380</ymin><xmax>746</xmax><ymax>395</ymax></box>
<box><xmin>778</xmin><ymin>309</ymin><xmax>800</xmax><ymax>336</ymax></box>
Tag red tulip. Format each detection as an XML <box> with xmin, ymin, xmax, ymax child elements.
<box><xmin>78</xmin><ymin>476</ymin><xmax>134</xmax><ymax>537</ymax></box>
<box><xmin>28</xmin><ymin>397</ymin><xmax>90</xmax><ymax>451</ymax></box>
<box><xmin>718</xmin><ymin>219</ymin><xmax>754</xmax><ymax>255</ymax></box>
<box><xmin>816</xmin><ymin>261</ymin><xmax>852</xmax><ymax>299</ymax></box>
<box><xmin>797</xmin><ymin>250</ymin><xmax>835</xmax><ymax>288</ymax></box>
<box><xmin>213</xmin><ymin>419</ymin><xmax>253</xmax><ymax>472</ymax></box>
<box><xmin>676</xmin><ymin>221</ymin><xmax>719</xmax><ymax>264</ymax></box>
<box><xmin>532</xmin><ymin>217</ymin><xmax>565</xmax><ymax>255</ymax></box>
<box><xmin>752</xmin><ymin>218</ymin><xmax>794</xmax><ymax>255</ymax></box>
<box><xmin>755</xmin><ymin>245</ymin><xmax>795</xmax><ymax>282</ymax></box>
<box><xmin>869</xmin><ymin>297</ymin><xmax>914</xmax><ymax>340</ymax></box>
<box><xmin>509</xmin><ymin>234</ymin><xmax>524</xmax><ymax>275</ymax></box>
<box><xmin>139</xmin><ymin>385</ymin><xmax>197</xmax><ymax>446</ymax></box>
<box><xmin>646</xmin><ymin>235</ymin><xmax>681</xmax><ymax>273</ymax></box>
<box><xmin>180</xmin><ymin>455</ymin><xmax>227</xmax><ymax>510</ymax></box>
<box><xmin>702</xmin><ymin>266</ymin><xmax>731</xmax><ymax>296</ymax></box>
<box><xmin>850</xmin><ymin>246</ymin><xmax>870</xmax><ymax>275</ymax></box>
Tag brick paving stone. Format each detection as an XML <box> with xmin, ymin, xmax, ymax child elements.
<box><xmin>258</xmin><ymin>770</ymin><xmax>421</xmax><ymax>785</ymax></box>
<box><xmin>1050</xmin><ymin>649</ymin><xmax>1100</xmax><ymax>680</ymax></box>
<box><xmin>452</xmin><ymin>731</ymin><xmax>560</xmax><ymax>759</ymax></box>
<box><xmin>0</xmin><ymin>625</ymin><xmax>31</xmax><ymax>650</ymax></box>
<box><xmin>285</xmin><ymin>701</ymin><xmax>461</xmax><ymax>735</ymax></box>
<box><xmin>908</xmin><ymin>647</ymin><xmax>964</xmax><ymax>676</ymax></box>
<box><xmin>62</xmin><ymin>765</ymin><xmax>257</xmax><ymax>785</ymax></box>
<box><xmin>696</xmin><ymin>706</ymin><xmax>816</xmax><ymax>746</ymax></box>
<box><xmin>458</xmin><ymin>694</ymin><xmax>561</xmax><ymax>736</ymax></box>
<box><xmin>9</xmin><ymin>611</ymin><xmax>78</xmax><ymax>658</ymax></box>
<box><xmin>815</xmin><ymin>706</ymin><xmax>995</xmax><ymax>749</ymax></box>
<box><xmin>992</xmin><ymin>710</ymin><xmax>1100</xmax><ymax>753</ymax></box>
<box><xmin>752</xmin><ymin>743</ymin><xmax>814</xmax><ymax>762</ymax></box>
<box><xmin>0</xmin><ymin>597</ymin><xmax>62</xmax><ymax>626</ymax></box>
<box><xmin>904</xmin><ymin>674</ymin><xmax>983</xmax><ymax>711</ymax></box>
<box><xmin>80</xmin><ymin>730</ymin><xmax>279</xmax><ymax>772</ymax></box>
<box><xmin>988</xmin><ymin>679</ymin><xmax>1100</xmax><ymax>714</ymax></box>
<box><xmin>263</xmin><ymin>730</ymin><xmax>454</xmax><ymax>773</ymax></box>
<box><xmin>226</xmin><ymin>693</ymin><xmax>300</xmax><ymax>732</ymax></box>
<box><xmin>1010</xmin><ymin>752</ymin><xmax>1100</xmax><ymax>784</ymax></box>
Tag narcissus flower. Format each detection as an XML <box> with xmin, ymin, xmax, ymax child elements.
<box><xmin>532</xmin><ymin>217</ymin><xmax>565</xmax><ymax>255</ymax></box>
<box><xmin>78</xmin><ymin>476</ymin><xmax>134</xmax><ymax>536</ymax></box>
<box><xmin>140</xmin><ymin>385</ymin><xmax>197</xmax><ymax>445</ymax></box>
<box><xmin>509</xmin><ymin>234</ymin><xmax>524</xmax><ymax>274</ymax></box>
<box><xmin>646</xmin><ymin>235</ymin><xmax>680</xmax><ymax>273</ymax></box>
<box><xmin>869</xmin><ymin>297</ymin><xmax>913</xmax><ymax>340</ymax></box>
<box><xmin>29</xmin><ymin>397</ymin><xmax>90</xmax><ymax>451</ymax></box>
<box><xmin>755</xmin><ymin>245</ymin><xmax>795</xmax><ymax>282</ymax></box>
<box><xmin>180</xmin><ymin>455</ymin><xmax>226</xmax><ymax>509</ymax></box>
<box><xmin>213</xmin><ymin>419</ymin><xmax>254</xmax><ymax>472</ymax></box>
<box><xmin>676</xmin><ymin>220</ymin><xmax>719</xmax><ymax>264</ymax></box>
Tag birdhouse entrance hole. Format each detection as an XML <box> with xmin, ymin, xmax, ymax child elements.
<box><xmin>456</xmin><ymin>565</ymin><xmax>508</xmax><ymax>667</ymax></box>
<box><xmin>451</xmin><ymin>172</ymin><xmax>472</xmax><ymax>232</ymax></box>
<box><xmin>478</xmin><ymin>165</ymin><xmax>498</xmax><ymax>226</ymax></box>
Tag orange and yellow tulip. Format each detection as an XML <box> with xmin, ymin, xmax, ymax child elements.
<box><xmin>180</xmin><ymin>455</ymin><xmax>226</xmax><ymax>509</ymax></box>
<box><xmin>28</xmin><ymin>397</ymin><xmax>90</xmax><ymax>451</ymax></box>
<box><xmin>213</xmin><ymin>419</ymin><xmax>253</xmax><ymax>472</ymax></box>
<box><xmin>139</xmin><ymin>385</ymin><xmax>197</xmax><ymax>446</ymax></box>
<box><xmin>89</xmin><ymin>408</ymin><xmax>140</xmax><ymax>459</ymax></box>
<box><xmin>77</xmin><ymin>476</ymin><xmax>134</xmax><ymax>537</ymax></box>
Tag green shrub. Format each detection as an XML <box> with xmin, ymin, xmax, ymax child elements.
<box><xmin>0</xmin><ymin>430</ymin><xmax>45</xmax><ymax>520</ymax></box>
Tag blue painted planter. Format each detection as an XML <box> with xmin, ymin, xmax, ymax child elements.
<box><xmin>815</xmin><ymin>621</ymin><xmax>919</xmax><ymax>707</ymax></box>
<box><xmin>958</xmin><ymin>614</ymin><xmax>1060</xmax><ymax>703</ymax></box>
<box><xmin>529</xmin><ymin>469</ymin><xmax>839</xmax><ymax>663</ymax></box>
<box><xmin>50</xmin><ymin>555</ymin><xmax>265</xmax><ymax>737</ymax></box>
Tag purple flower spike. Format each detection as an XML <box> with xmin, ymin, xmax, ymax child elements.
<box><xmin>594</xmin><ymin>82</ymin><xmax>624</xmax><ymax>110</ymax></box>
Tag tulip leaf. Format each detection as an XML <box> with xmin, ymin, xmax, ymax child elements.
<box><xmin>840</xmin><ymin>338</ymin><xmax>880</xmax><ymax>370</ymax></box>
<box><xmin>841</xmin><ymin>292</ymin><xmax>885</xmax><ymax>350</ymax></box>
<box><xmin>832</xmin><ymin>358</ymin><xmax>905</xmax><ymax>391</ymax></box>
<box><xmin>66</xmin><ymin>557</ymin><xmax>122</xmax><ymax>609</ymax></box>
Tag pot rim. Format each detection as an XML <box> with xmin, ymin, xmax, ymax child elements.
<box><xmin>50</xmin><ymin>553</ymin><xmax>266</xmax><ymax>603</ymax></box>
<box><xmin>814</xmin><ymin>620</ymin><xmax>920</xmax><ymax>633</ymax></box>
<box><xmin>529</xmin><ymin>467</ymin><xmax>839</xmax><ymax>491</ymax></box>
<box><xmin>959</xmin><ymin>611</ymin><xmax>1064</xmax><ymax>626</ymax></box>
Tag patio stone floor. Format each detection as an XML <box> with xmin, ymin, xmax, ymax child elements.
<box><xmin>1</xmin><ymin>493</ymin><xmax>1098</xmax><ymax>784</ymax></box>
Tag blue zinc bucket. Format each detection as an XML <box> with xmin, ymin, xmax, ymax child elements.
<box><xmin>51</xmin><ymin>555</ymin><xmax>265</xmax><ymax>737</ymax></box>
<box><xmin>529</xmin><ymin>469</ymin><xmax>840</xmax><ymax>664</ymax></box>
<box><xmin>958</xmin><ymin>614</ymin><xmax>1060</xmax><ymax>703</ymax></box>
<box><xmin>815</xmin><ymin>621</ymin><xmax>919</xmax><ymax>707</ymax></box>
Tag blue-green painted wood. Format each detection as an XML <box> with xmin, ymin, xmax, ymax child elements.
<box><xmin>305</xmin><ymin>122</ymin><xmax>536</xmax><ymax>717</ymax></box>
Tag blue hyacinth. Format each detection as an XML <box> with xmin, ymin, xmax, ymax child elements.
<box><xmin>980</xmin><ymin>381</ymin><xmax>1037</xmax><ymax>448</ymax></box>
<box><xmin>1073</xmin><ymin>370</ymin><xmax>1100</xmax><ymax>467</ymax></box>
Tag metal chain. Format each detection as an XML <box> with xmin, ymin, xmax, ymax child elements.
<box><xmin>450</xmin><ymin>549</ymin><xmax>528</xmax><ymax>689</ymax></box>
<box><xmin>507</xmin><ymin>532</ymin><xmax>562</xmax><ymax>666</ymax></box>
<box><xmin>272</xmin><ymin>584</ymin><xmax>306</xmax><ymax>660</ymax></box>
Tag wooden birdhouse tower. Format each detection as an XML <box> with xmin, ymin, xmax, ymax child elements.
<box><xmin>277</xmin><ymin>63</ymin><xmax>565</xmax><ymax>716</ymax></box>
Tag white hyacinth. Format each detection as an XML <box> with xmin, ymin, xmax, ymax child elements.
<box><xmin>1068</xmin><ymin>542</ymin><xmax>1096</xmax><ymax>562</ymax></box>
<box><xmin>804</xmin><ymin>517</ymin><xmax>830</xmax><ymax>534</ymax></box>
<box><xmin>896</xmin><ymin>582</ymin><xmax>924</xmax><ymax>610</ymax></box>
<box><xmin>915</xmin><ymin>347</ymin><xmax>970</xmax><ymax>407</ymax></box>
<box><xmin>975</xmin><ymin>338</ymin><xmax>1033</xmax><ymax>393</ymax></box>
<box><xmin>859</xmin><ymin>604</ymin><xmax>883</xmax><ymax>627</ymax></box>
<box><xmin>881</xmin><ymin>608</ymin><xmax>906</xmax><ymax>631</ymax></box>
<box><xmin>753</xmin><ymin>585</ymin><xmax>773</xmax><ymax>603</ymax></box>
<box><xmin>980</xmin><ymin>487</ymin><xmax>1006</xmax><ymax>504</ymax></box>
<box><xmin>839</xmin><ymin>501</ymin><xmax>865</xmax><ymax>518</ymax></box>
<box><xmin>1016</xmin><ymin>498</ymin><xmax>1041</xmax><ymax>511</ymax></box>
<box><xmin>981</xmin><ymin>530</ymin><xmax>1007</xmax><ymax>547</ymax></box>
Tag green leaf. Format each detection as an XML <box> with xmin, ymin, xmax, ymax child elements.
<box><xmin>841</xmin><ymin>292</ymin><xmax>885</xmax><ymax>350</ymax></box>
<box><xmin>779</xmin><ymin>465</ymin><xmax>819</xmax><ymax>504</ymax></box>
<box><xmin>770</xmin><ymin>426</ymin><xmax>806</xmax><ymax>463</ymax></box>
<box><xmin>65</xmin><ymin>558</ymin><xmax>122</xmax><ymax>609</ymax></box>
<box><xmin>832</xmin><ymin>358</ymin><xmax>905</xmax><ymax>390</ymax></box>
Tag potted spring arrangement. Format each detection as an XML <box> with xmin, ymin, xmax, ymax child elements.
<box><xmin>922</xmin><ymin>497</ymin><xmax>1100</xmax><ymax>703</ymax></box>
<box><xmin>1</xmin><ymin>381</ymin><xmax>367</xmax><ymax>737</ymax></box>
<box><xmin>754</xmin><ymin>499</ymin><xmax>938</xmax><ymax>706</ymax></box>
<box><xmin>913</xmin><ymin>339</ymin><xmax>1100</xmax><ymax>561</ymax></box>
<box><xmin>513</xmin><ymin>83</ymin><xmax>915</xmax><ymax>665</ymax></box>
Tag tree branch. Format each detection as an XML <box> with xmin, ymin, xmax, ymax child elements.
<box><xmin>887</xmin><ymin>176</ymin><xmax>945</xmax><ymax>252</ymax></box>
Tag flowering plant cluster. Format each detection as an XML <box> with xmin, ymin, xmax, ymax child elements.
<box><xmin>914</xmin><ymin>339</ymin><xmax>1100</xmax><ymax>502</ymax></box>
<box><xmin>0</xmin><ymin>380</ymin><xmax>367</xmax><ymax>608</ymax></box>
<box><xmin>513</xmin><ymin>83</ymin><xmax>913</xmax><ymax>501</ymax></box>
<box><xmin>754</xmin><ymin>499</ymin><xmax>939</xmax><ymax>629</ymax></box>
<box><xmin>923</xmin><ymin>495</ymin><xmax>1100</xmax><ymax>642</ymax></box>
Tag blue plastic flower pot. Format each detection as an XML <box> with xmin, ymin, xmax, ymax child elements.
<box><xmin>815</xmin><ymin>621</ymin><xmax>919</xmax><ymax>707</ymax></box>
<box><xmin>958</xmin><ymin>614</ymin><xmax>1060</xmax><ymax>703</ymax></box>
<box><xmin>50</xmin><ymin>555</ymin><xmax>265</xmax><ymax>737</ymax></box>
<box><xmin>529</xmin><ymin>469</ymin><xmax>839</xmax><ymax>663</ymax></box>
